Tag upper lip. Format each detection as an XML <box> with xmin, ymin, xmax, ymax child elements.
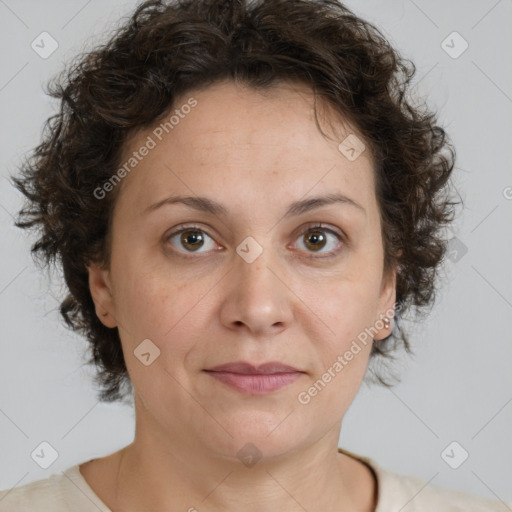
<box><xmin>205</xmin><ymin>361</ymin><xmax>303</xmax><ymax>374</ymax></box>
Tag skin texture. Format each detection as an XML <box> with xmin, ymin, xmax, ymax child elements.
<box><xmin>84</xmin><ymin>79</ymin><xmax>397</xmax><ymax>512</ymax></box>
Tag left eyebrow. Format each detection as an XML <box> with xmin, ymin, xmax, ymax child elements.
<box><xmin>283</xmin><ymin>193</ymin><xmax>366</xmax><ymax>218</ymax></box>
<box><xmin>142</xmin><ymin>192</ymin><xmax>366</xmax><ymax>218</ymax></box>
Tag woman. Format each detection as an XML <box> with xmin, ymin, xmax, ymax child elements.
<box><xmin>0</xmin><ymin>0</ymin><xmax>508</xmax><ymax>510</ymax></box>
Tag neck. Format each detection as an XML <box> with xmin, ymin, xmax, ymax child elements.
<box><xmin>111</xmin><ymin>427</ymin><xmax>369</xmax><ymax>511</ymax></box>
<box><xmin>104</xmin><ymin>394</ymin><xmax>376</xmax><ymax>512</ymax></box>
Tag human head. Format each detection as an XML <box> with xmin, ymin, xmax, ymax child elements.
<box><xmin>12</xmin><ymin>0</ymin><xmax>457</xmax><ymax>404</ymax></box>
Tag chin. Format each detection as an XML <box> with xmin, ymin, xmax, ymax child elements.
<box><xmin>205</xmin><ymin>409</ymin><xmax>306</xmax><ymax>461</ymax></box>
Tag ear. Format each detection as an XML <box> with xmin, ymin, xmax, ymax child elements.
<box><xmin>87</xmin><ymin>263</ymin><xmax>117</xmax><ymax>328</ymax></box>
<box><xmin>373</xmin><ymin>262</ymin><xmax>399</xmax><ymax>341</ymax></box>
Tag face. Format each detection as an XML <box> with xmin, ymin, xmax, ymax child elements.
<box><xmin>88</xmin><ymin>79</ymin><xmax>396</xmax><ymax>461</ymax></box>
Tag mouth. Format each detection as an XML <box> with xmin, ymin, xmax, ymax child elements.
<box><xmin>203</xmin><ymin>361</ymin><xmax>305</xmax><ymax>395</ymax></box>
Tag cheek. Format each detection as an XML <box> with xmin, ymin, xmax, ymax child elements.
<box><xmin>296</xmin><ymin>276</ymin><xmax>380</xmax><ymax>405</ymax></box>
<box><xmin>298</xmin><ymin>283</ymin><xmax>375</xmax><ymax>415</ymax></box>
<box><xmin>116</xmin><ymin>276</ymin><xmax>200</xmax><ymax>400</ymax></box>
<box><xmin>306</xmin><ymin>271</ymin><xmax>381</xmax><ymax>346</ymax></box>
<box><xmin>112</xmin><ymin>260</ymin><xmax>179</xmax><ymax>342</ymax></box>
<box><xmin>113</xmin><ymin>259</ymin><xmax>218</xmax><ymax>370</ymax></box>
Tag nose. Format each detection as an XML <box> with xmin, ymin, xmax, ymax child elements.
<box><xmin>218</xmin><ymin>240</ymin><xmax>294</xmax><ymax>338</ymax></box>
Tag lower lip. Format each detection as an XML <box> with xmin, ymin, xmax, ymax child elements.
<box><xmin>205</xmin><ymin>371</ymin><xmax>303</xmax><ymax>395</ymax></box>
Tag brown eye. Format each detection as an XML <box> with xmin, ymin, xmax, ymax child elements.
<box><xmin>179</xmin><ymin>230</ymin><xmax>204</xmax><ymax>251</ymax></box>
<box><xmin>167</xmin><ymin>227</ymin><xmax>217</xmax><ymax>254</ymax></box>
<box><xmin>303</xmin><ymin>230</ymin><xmax>327</xmax><ymax>252</ymax></box>
<box><xmin>294</xmin><ymin>225</ymin><xmax>343</xmax><ymax>257</ymax></box>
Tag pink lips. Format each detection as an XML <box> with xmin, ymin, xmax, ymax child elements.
<box><xmin>204</xmin><ymin>361</ymin><xmax>304</xmax><ymax>395</ymax></box>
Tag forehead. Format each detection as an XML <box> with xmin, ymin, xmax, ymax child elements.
<box><xmin>114</xmin><ymin>80</ymin><xmax>377</xmax><ymax>220</ymax></box>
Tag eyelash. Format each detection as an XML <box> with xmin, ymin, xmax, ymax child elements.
<box><xmin>165</xmin><ymin>223</ymin><xmax>345</xmax><ymax>260</ymax></box>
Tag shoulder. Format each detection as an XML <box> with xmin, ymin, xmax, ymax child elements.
<box><xmin>370</xmin><ymin>459</ymin><xmax>509</xmax><ymax>511</ymax></box>
<box><xmin>339</xmin><ymin>447</ymin><xmax>510</xmax><ymax>512</ymax></box>
<box><xmin>0</xmin><ymin>464</ymin><xmax>110</xmax><ymax>512</ymax></box>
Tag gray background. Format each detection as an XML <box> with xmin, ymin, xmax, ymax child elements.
<box><xmin>0</xmin><ymin>0</ymin><xmax>511</xmax><ymax>505</ymax></box>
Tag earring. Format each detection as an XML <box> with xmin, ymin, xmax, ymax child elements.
<box><xmin>383</xmin><ymin>317</ymin><xmax>391</xmax><ymax>329</ymax></box>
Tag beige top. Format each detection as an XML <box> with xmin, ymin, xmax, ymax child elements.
<box><xmin>0</xmin><ymin>448</ymin><xmax>509</xmax><ymax>511</ymax></box>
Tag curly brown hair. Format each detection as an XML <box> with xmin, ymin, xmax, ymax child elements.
<box><xmin>11</xmin><ymin>0</ymin><xmax>458</xmax><ymax>402</ymax></box>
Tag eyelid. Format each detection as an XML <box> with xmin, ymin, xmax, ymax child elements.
<box><xmin>292</xmin><ymin>222</ymin><xmax>345</xmax><ymax>241</ymax></box>
<box><xmin>165</xmin><ymin>222</ymin><xmax>346</xmax><ymax>258</ymax></box>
